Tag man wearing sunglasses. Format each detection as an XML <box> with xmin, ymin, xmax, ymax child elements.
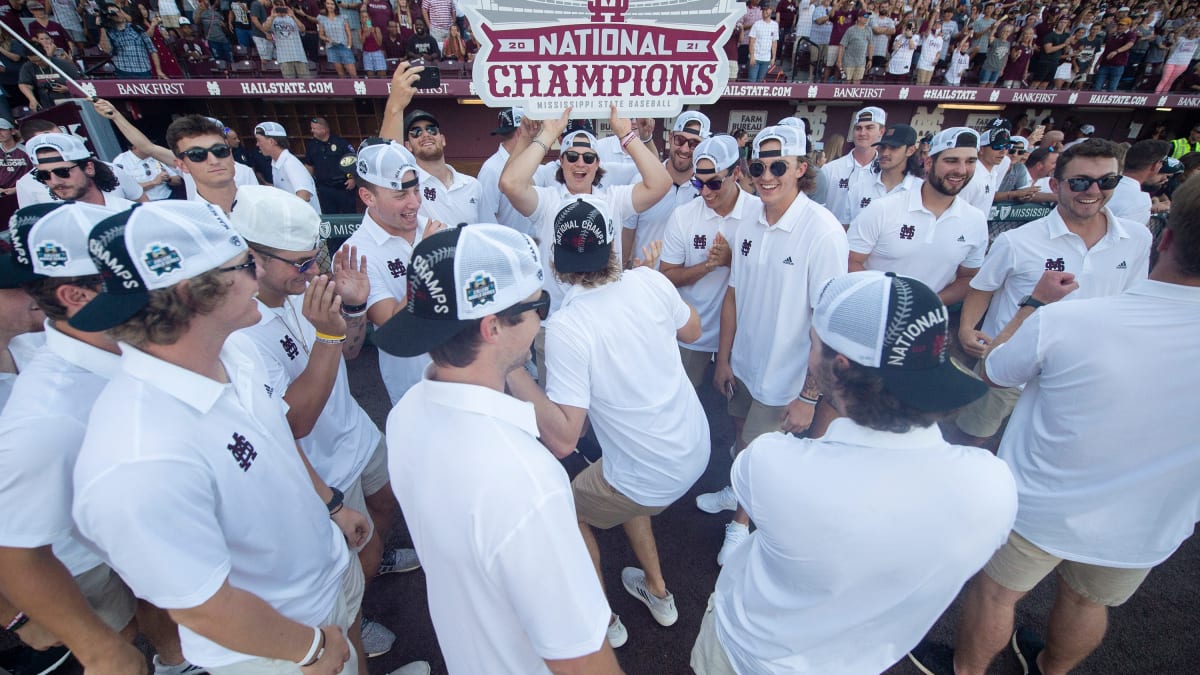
<box><xmin>231</xmin><ymin>186</ymin><xmax>425</xmax><ymax>668</ymax></box>
<box><xmin>702</xmin><ymin>124</ymin><xmax>848</xmax><ymax>565</ymax></box>
<box><xmin>401</xmin><ymin>109</ymin><xmax>482</xmax><ymax>228</ymax></box>
<box><xmin>15</xmin><ymin>120</ymin><xmax>147</xmax><ymax>209</ymax></box>
<box><xmin>951</xmin><ymin>139</ymin><xmax>1152</xmax><ymax>450</ymax></box>
<box><xmin>25</xmin><ymin>133</ymin><xmax>136</xmax><ymax>212</ymax></box>
<box><xmin>959</xmin><ymin>122</ymin><xmax>1014</xmax><ymax>218</ymax></box>
<box><xmin>661</xmin><ymin>134</ymin><xmax>757</xmax><ymax>389</ymax></box>
<box><xmin>375</xmin><ymin>225</ymin><xmax>620</xmax><ymax>674</ymax></box>
<box><xmin>256</xmin><ymin>121</ymin><xmax>323</xmax><ymax>215</ymax></box>
<box><xmin>625</xmin><ymin>111</ymin><xmax>710</xmax><ymax>266</ymax></box>
<box><xmin>849</xmin><ymin>126</ymin><xmax>989</xmax><ymax>308</ymax></box>
<box><xmin>844</xmin><ymin>123</ymin><xmax>923</xmax><ymax>225</ymax></box>
<box><xmin>1108</xmin><ymin>139</ymin><xmax>1172</xmax><ymax>228</ymax></box>
<box><xmin>818</xmin><ymin>106</ymin><xmax>885</xmax><ymax>227</ymax></box>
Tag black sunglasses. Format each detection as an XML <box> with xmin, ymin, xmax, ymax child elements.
<box><xmin>562</xmin><ymin>150</ymin><xmax>598</xmax><ymax>164</ymax></box>
<box><xmin>33</xmin><ymin>165</ymin><xmax>77</xmax><ymax>182</ymax></box>
<box><xmin>253</xmin><ymin>248</ymin><xmax>319</xmax><ymax>273</ymax></box>
<box><xmin>748</xmin><ymin>160</ymin><xmax>790</xmax><ymax>178</ymax></box>
<box><xmin>673</xmin><ymin>135</ymin><xmax>701</xmax><ymax>149</ymax></box>
<box><xmin>407</xmin><ymin>125</ymin><xmax>440</xmax><ymax>138</ymax></box>
<box><xmin>217</xmin><ymin>258</ymin><xmax>257</xmax><ymax>276</ymax></box>
<box><xmin>1065</xmin><ymin>175</ymin><xmax>1121</xmax><ymax>192</ymax></box>
<box><xmin>691</xmin><ymin>174</ymin><xmax>729</xmax><ymax>191</ymax></box>
<box><xmin>178</xmin><ymin>144</ymin><xmax>232</xmax><ymax>163</ymax></box>
<box><xmin>501</xmin><ymin>290</ymin><xmax>550</xmax><ymax>321</ymax></box>
<box><xmin>990</xmin><ymin>142</ymin><xmax>1013</xmax><ymax>151</ymax></box>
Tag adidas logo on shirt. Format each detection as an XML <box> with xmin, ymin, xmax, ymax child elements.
<box><xmin>957</xmin><ymin>235</ymin><xmax>966</xmax><ymax>242</ymax></box>
<box><xmin>1117</xmin><ymin>260</ymin><xmax>1127</xmax><ymax>269</ymax></box>
<box><xmin>782</xmin><ymin>256</ymin><xmax>794</xmax><ymax>265</ymax></box>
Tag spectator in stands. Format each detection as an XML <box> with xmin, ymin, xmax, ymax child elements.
<box><xmin>145</xmin><ymin>16</ymin><xmax>186</xmax><ymax>79</ymax></box>
<box><xmin>868</xmin><ymin>4</ymin><xmax>895</xmax><ymax>69</ymax></box>
<box><xmin>747</xmin><ymin>5</ymin><xmax>780</xmax><ymax>82</ymax></box>
<box><xmin>265</xmin><ymin>0</ymin><xmax>312</xmax><ymax>78</ymax></box>
<box><xmin>363</xmin><ymin>0</ymin><xmax>392</xmax><ymax>37</ymax></box>
<box><xmin>318</xmin><ymin>0</ymin><xmax>357</xmax><ymax>77</ymax></box>
<box><xmin>421</xmin><ymin>0</ymin><xmax>455</xmax><ymax>44</ymax></box>
<box><xmin>49</xmin><ymin>0</ymin><xmax>84</xmax><ymax>53</ymax></box>
<box><xmin>157</xmin><ymin>0</ymin><xmax>184</xmax><ymax>29</ymax></box>
<box><xmin>777</xmin><ymin>0</ymin><xmax>798</xmax><ymax>42</ymax></box>
<box><xmin>177</xmin><ymin>21</ymin><xmax>212</xmax><ymax>65</ymax></box>
<box><xmin>837</xmin><ymin>11</ymin><xmax>872</xmax><ymax>83</ymax></box>
<box><xmin>1053</xmin><ymin>28</ymin><xmax>1084</xmax><ymax>89</ymax></box>
<box><xmin>945</xmin><ymin>35</ymin><xmax>971</xmax><ymax>85</ymax></box>
<box><xmin>737</xmin><ymin>0</ymin><xmax>763</xmax><ymax>70</ymax></box>
<box><xmin>1030</xmin><ymin>16</ymin><xmax>1072</xmax><ymax>89</ymax></box>
<box><xmin>0</xmin><ymin>119</ymin><xmax>29</xmax><ymax>224</ymax></box>
<box><xmin>441</xmin><ymin>23</ymin><xmax>469</xmax><ymax>62</ymax></box>
<box><xmin>1095</xmin><ymin>16</ymin><xmax>1138</xmax><ymax>90</ymax></box>
<box><xmin>1156</xmin><ymin>23</ymin><xmax>1200</xmax><ymax>92</ymax></box>
<box><xmin>98</xmin><ymin>4</ymin><xmax>167</xmax><ymax>79</ymax></box>
<box><xmin>338</xmin><ymin>0</ymin><xmax>362</xmax><ymax>47</ymax></box>
<box><xmin>406</xmin><ymin>17</ymin><xmax>439</xmax><ymax>61</ymax></box>
<box><xmin>194</xmin><ymin>0</ymin><xmax>233</xmax><ymax>63</ymax></box>
<box><xmin>383</xmin><ymin>19</ymin><xmax>406</xmax><ymax>59</ymax></box>
<box><xmin>1173</xmin><ymin>60</ymin><xmax>1200</xmax><ymax>92</ymax></box>
<box><xmin>979</xmin><ymin>23</ymin><xmax>1013</xmax><ymax>87</ymax></box>
<box><xmin>249</xmin><ymin>0</ymin><xmax>274</xmax><ymax>60</ymax></box>
<box><xmin>1002</xmin><ymin>26</ymin><xmax>1035</xmax><ymax>87</ymax></box>
<box><xmin>824</xmin><ymin>0</ymin><xmax>856</xmax><ymax>81</ymax></box>
<box><xmin>915</xmin><ymin>22</ymin><xmax>944</xmax><ymax>85</ymax></box>
<box><xmin>229</xmin><ymin>0</ymin><xmax>255</xmax><ymax>50</ymax></box>
<box><xmin>26</xmin><ymin>2</ymin><xmax>72</xmax><ymax>59</ymax></box>
<box><xmin>359</xmin><ymin>8</ymin><xmax>385</xmax><ymax>75</ymax></box>
<box><xmin>19</xmin><ymin>33</ymin><xmax>81</xmax><ymax>112</ymax></box>
<box><xmin>888</xmin><ymin>21</ymin><xmax>920</xmax><ymax>80</ymax></box>
<box><xmin>289</xmin><ymin>0</ymin><xmax>322</xmax><ymax>59</ymax></box>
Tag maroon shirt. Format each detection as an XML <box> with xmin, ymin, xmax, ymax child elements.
<box><xmin>0</xmin><ymin>145</ymin><xmax>31</xmax><ymax>190</ymax></box>
<box><xmin>829</xmin><ymin>10</ymin><xmax>858</xmax><ymax>46</ymax></box>
<box><xmin>364</xmin><ymin>0</ymin><xmax>393</xmax><ymax>31</ymax></box>
<box><xmin>1103</xmin><ymin>30</ymin><xmax>1137</xmax><ymax>66</ymax></box>
<box><xmin>28</xmin><ymin>19</ymin><xmax>71</xmax><ymax>53</ymax></box>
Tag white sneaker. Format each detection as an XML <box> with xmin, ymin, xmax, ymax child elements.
<box><xmin>389</xmin><ymin>662</ymin><xmax>432</xmax><ymax>675</ymax></box>
<box><xmin>717</xmin><ymin>521</ymin><xmax>750</xmax><ymax>566</ymax></box>
<box><xmin>606</xmin><ymin>614</ymin><xmax>628</xmax><ymax>648</ymax></box>
<box><xmin>153</xmin><ymin>656</ymin><xmax>207</xmax><ymax>674</ymax></box>
<box><xmin>695</xmin><ymin>485</ymin><xmax>737</xmax><ymax>514</ymax></box>
<box><xmin>620</xmin><ymin>567</ymin><xmax>678</xmax><ymax>627</ymax></box>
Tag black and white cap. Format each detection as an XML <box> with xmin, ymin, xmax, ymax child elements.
<box><xmin>69</xmin><ymin>201</ymin><xmax>247</xmax><ymax>332</ymax></box>
<box><xmin>813</xmin><ymin>271</ymin><xmax>986</xmax><ymax>412</ymax></box>
<box><xmin>929</xmin><ymin>127</ymin><xmax>980</xmax><ymax>156</ymax></box>
<box><xmin>552</xmin><ymin>195</ymin><xmax>615</xmax><ymax>273</ymax></box>
<box><xmin>491</xmin><ymin>107</ymin><xmax>525</xmax><ymax>135</ymax></box>
<box><xmin>355</xmin><ymin>141</ymin><xmax>419</xmax><ymax>190</ymax></box>
<box><xmin>373</xmin><ymin>224</ymin><xmax>544</xmax><ymax>357</ymax></box>
<box><xmin>8</xmin><ymin>202</ymin><xmax>112</xmax><ymax>280</ymax></box>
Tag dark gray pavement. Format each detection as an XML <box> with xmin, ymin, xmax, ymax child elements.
<box><xmin>351</xmin><ymin>345</ymin><xmax>1200</xmax><ymax>675</ymax></box>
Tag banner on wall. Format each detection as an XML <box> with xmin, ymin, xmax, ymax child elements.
<box><xmin>461</xmin><ymin>0</ymin><xmax>743</xmax><ymax>119</ymax></box>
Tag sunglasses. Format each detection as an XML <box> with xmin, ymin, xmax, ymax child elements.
<box><xmin>673</xmin><ymin>135</ymin><xmax>701</xmax><ymax>149</ymax></box>
<box><xmin>691</xmin><ymin>175</ymin><xmax>729</xmax><ymax>191</ymax></box>
<box><xmin>990</xmin><ymin>142</ymin><xmax>1013</xmax><ymax>151</ymax></box>
<box><xmin>500</xmin><ymin>289</ymin><xmax>551</xmax><ymax>321</ymax></box>
<box><xmin>748</xmin><ymin>160</ymin><xmax>790</xmax><ymax>178</ymax></box>
<box><xmin>407</xmin><ymin>125</ymin><xmax>440</xmax><ymax>138</ymax></box>
<box><xmin>217</xmin><ymin>258</ymin><xmax>257</xmax><ymax>277</ymax></box>
<box><xmin>1064</xmin><ymin>175</ymin><xmax>1121</xmax><ymax>192</ymax></box>
<box><xmin>178</xmin><ymin>144</ymin><xmax>232</xmax><ymax>163</ymax></box>
<box><xmin>33</xmin><ymin>165</ymin><xmax>77</xmax><ymax>182</ymax></box>
<box><xmin>562</xmin><ymin>150</ymin><xmax>598</xmax><ymax>164</ymax></box>
<box><xmin>253</xmin><ymin>248</ymin><xmax>319</xmax><ymax>273</ymax></box>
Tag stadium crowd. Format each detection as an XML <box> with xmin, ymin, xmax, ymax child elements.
<box><xmin>0</xmin><ymin>33</ymin><xmax>1198</xmax><ymax>675</ymax></box>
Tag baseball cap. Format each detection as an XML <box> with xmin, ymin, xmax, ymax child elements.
<box><xmin>491</xmin><ymin>107</ymin><xmax>524</xmax><ymax>135</ymax></box>
<box><xmin>563</xmin><ymin>119</ymin><xmax>595</xmax><ymax>136</ymax></box>
<box><xmin>0</xmin><ymin>119</ymin><xmax>13</xmax><ymax>130</ymax></box>
<box><xmin>1118</xmin><ymin>17</ymin><xmax>1132</xmax><ymax>25</ymax></box>
<box><xmin>929</xmin><ymin>127</ymin><xmax>980</xmax><ymax>155</ymax></box>
<box><xmin>672</xmin><ymin>111</ymin><xmax>712</xmax><ymax>138</ymax></box>
<box><xmin>27</xmin><ymin>133</ymin><xmax>91</xmax><ymax>163</ymax></box>
<box><xmin>1080</xmin><ymin>124</ymin><xmax>1096</xmax><ymax>135</ymax></box>
<box><xmin>776</xmin><ymin>117</ymin><xmax>805</xmax><ymax>129</ymax></box>
<box><xmin>254</xmin><ymin>121</ymin><xmax>287</xmax><ymax>138</ymax></box>
<box><xmin>372</xmin><ymin>224</ymin><xmax>544</xmax><ymax>357</ymax></box>
<box><xmin>355</xmin><ymin>141</ymin><xmax>419</xmax><ymax>190</ymax></box>
<box><xmin>693</xmin><ymin>135</ymin><xmax>740</xmax><ymax>173</ymax></box>
<box><xmin>752</xmin><ymin>124</ymin><xmax>807</xmax><ymax>159</ymax></box>
<box><xmin>8</xmin><ymin>202</ymin><xmax>111</xmax><ymax>282</ymax></box>
<box><xmin>69</xmin><ymin>201</ymin><xmax>247</xmax><ymax>332</ymax></box>
<box><xmin>230</xmin><ymin>185</ymin><xmax>320</xmax><ymax>252</ymax></box>
<box><xmin>1160</xmin><ymin>156</ymin><xmax>1184</xmax><ymax>175</ymax></box>
<box><xmin>979</xmin><ymin>128</ymin><xmax>1012</xmax><ymax>148</ymax></box>
<box><xmin>813</xmin><ymin>271</ymin><xmax>986</xmax><ymax>412</ymax></box>
<box><xmin>874</xmin><ymin>124</ymin><xmax>918</xmax><ymax>148</ymax></box>
<box><xmin>2</xmin><ymin>203</ymin><xmax>63</xmax><ymax>287</ymax></box>
<box><xmin>552</xmin><ymin>195</ymin><xmax>615</xmax><ymax>274</ymax></box>
<box><xmin>403</xmin><ymin>109</ymin><xmax>438</xmax><ymax>136</ymax></box>
<box><xmin>561</xmin><ymin>130</ymin><xmax>599</xmax><ymax>150</ymax></box>
<box><xmin>853</xmin><ymin>106</ymin><xmax>887</xmax><ymax>127</ymax></box>
<box><xmin>986</xmin><ymin>117</ymin><xmax>1012</xmax><ymax>131</ymax></box>
<box><xmin>26</xmin><ymin>1</ymin><xmax>43</xmax><ymax>9</ymax></box>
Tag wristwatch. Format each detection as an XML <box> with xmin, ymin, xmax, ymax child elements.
<box><xmin>1018</xmin><ymin>295</ymin><xmax>1045</xmax><ymax>310</ymax></box>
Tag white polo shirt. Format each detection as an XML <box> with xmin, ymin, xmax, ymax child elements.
<box><xmin>629</xmin><ymin>168</ymin><xmax>700</xmax><ymax>261</ymax></box>
<box><xmin>845</xmin><ymin>170</ymin><xmax>922</xmax><ymax>224</ymax></box>
<box><xmin>986</xmin><ymin>279</ymin><xmax>1200</xmax><ymax>568</ymax></box>
<box><xmin>729</xmin><ymin>193</ymin><xmax>848</xmax><ymax>406</ymax></box>
<box><xmin>0</xmin><ymin>331</ymin><xmax>44</xmax><ymax>411</ymax></box>
<box><xmin>661</xmin><ymin>189</ymin><xmax>762</xmax><ymax>353</ymax></box>
<box><xmin>545</xmin><ymin>268</ymin><xmax>710</xmax><ymax>507</ymax></box>
<box><xmin>16</xmin><ymin>162</ymin><xmax>144</xmax><ymax>208</ymax></box>
<box><xmin>529</xmin><ymin>183</ymin><xmax>635</xmax><ymax>312</ymax></box>
<box><xmin>112</xmin><ymin>149</ymin><xmax>179</xmax><ymax>201</ymax></box>
<box><xmin>1107</xmin><ymin>175</ymin><xmax>1152</xmax><ymax>227</ymax></box>
<box><xmin>416</xmin><ymin>164</ymin><xmax>482</xmax><ymax>227</ymax></box>
<box><xmin>971</xmin><ymin>206</ymin><xmax>1151</xmax><ymax>339</ymax></box>
<box><xmin>387</xmin><ymin>375</ymin><xmax>610</xmax><ymax>674</ymax></box>
<box><xmin>183</xmin><ymin>162</ymin><xmax>260</xmax><ymax>204</ymax></box>
<box><xmin>848</xmin><ymin>187</ymin><xmax>988</xmax><ymax>293</ymax></box>
<box><xmin>73</xmin><ymin>335</ymin><xmax>349</xmax><ymax>669</ymax></box>
<box><xmin>819</xmin><ymin>150</ymin><xmax>876</xmax><ymax>224</ymax></box>
<box><xmin>271</xmin><ymin>148</ymin><xmax>322</xmax><ymax>214</ymax></box>
<box><xmin>959</xmin><ymin>155</ymin><xmax>1011</xmax><ymax>218</ymax></box>
<box><xmin>0</xmin><ymin>323</ymin><xmax>112</xmax><ymax>577</ymax></box>
<box><xmin>714</xmin><ymin>419</ymin><xmax>1016</xmax><ymax>674</ymax></box>
<box><xmin>476</xmin><ymin>144</ymin><xmax>535</xmax><ymax>236</ymax></box>
<box><xmin>236</xmin><ymin>297</ymin><xmax>378</xmax><ymax>492</ymax></box>
<box><xmin>339</xmin><ymin>210</ymin><xmax>433</xmax><ymax>404</ymax></box>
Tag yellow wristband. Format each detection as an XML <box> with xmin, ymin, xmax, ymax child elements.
<box><xmin>314</xmin><ymin>331</ymin><xmax>347</xmax><ymax>342</ymax></box>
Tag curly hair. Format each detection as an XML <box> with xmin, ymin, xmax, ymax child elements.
<box><xmin>107</xmin><ymin>269</ymin><xmax>232</xmax><ymax>347</ymax></box>
<box><xmin>552</xmin><ymin>247</ymin><xmax>622</xmax><ymax>288</ymax></box>
<box><xmin>821</xmin><ymin>343</ymin><xmax>949</xmax><ymax>434</ymax></box>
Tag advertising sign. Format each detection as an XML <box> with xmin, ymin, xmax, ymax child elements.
<box><xmin>461</xmin><ymin>0</ymin><xmax>743</xmax><ymax>119</ymax></box>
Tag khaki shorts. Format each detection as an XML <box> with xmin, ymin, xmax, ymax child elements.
<box><xmin>208</xmin><ymin>555</ymin><xmax>364</xmax><ymax>675</ymax></box>
<box><xmin>679</xmin><ymin>347</ymin><xmax>713</xmax><ymax>390</ymax></box>
<box><xmin>572</xmin><ymin>460</ymin><xmax>666</xmax><ymax>530</ymax></box>
<box><xmin>984</xmin><ymin>531</ymin><xmax>1152</xmax><ymax>607</ymax></box>
<box><xmin>915</xmin><ymin>67</ymin><xmax>934</xmax><ymax>84</ymax></box>
<box><xmin>843</xmin><ymin>66</ymin><xmax>866</xmax><ymax>81</ymax></box>
<box><xmin>280</xmin><ymin>61</ymin><xmax>312</xmax><ymax>78</ymax></box>
<box><xmin>727</xmin><ymin>377</ymin><xmax>786</xmax><ymax>446</ymax></box>
<box><xmin>825</xmin><ymin>45</ymin><xmax>840</xmax><ymax>66</ymax></box>
<box><xmin>76</xmin><ymin>564</ymin><xmax>137</xmax><ymax>632</ymax></box>
<box><xmin>690</xmin><ymin>593</ymin><xmax>737</xmax><ymax>675</ymax></box>
<box><xmin>359</xmin><ymin>437</ymin><xmax>390</xmax><ymax>497</ymax></box>
<box><xmin>955</xmin><ymin>359</ymin><xmax>1021</xmax><ymax>438</ymax></box>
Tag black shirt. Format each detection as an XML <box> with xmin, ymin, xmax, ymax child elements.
<box><xmin>303</xmin><ymin>135</ymin><xmax>355</xmax><ymax>187</ymax></box>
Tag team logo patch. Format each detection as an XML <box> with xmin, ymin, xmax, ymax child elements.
<box><xmin>860</xmin><ymin>197</ymin><xmax>871</xmax><ymax>208</ymax></box>
<box><xmin>740</xmin><ymin>239</ymin><xmax>752</xmax><ymax>256</ymax></box>
<box><xmin>423</xmin><ymin>186</ymin><xmax>437</xmax><ymax>202</ymax></box>
<box><xmin>839</xmin><ymin>178</ymin><xmax>850</xmax><ymax>189</ymax></box>
<box><xmin>227</xmin><ymin>432</ymin><xmax>257</xmax><ymax>472</ymax></box>
<box><xmin>464</xmin><ymin>271</ymin><xmax>497</xmax><ymax>307</ymax></box>
<box><xmin>693</xmin><ymin>234</ymin><xmax>707</xmax><ymax>250</ymax></box>
<box><xmin>280</xmin><ymin>335</ymin><xmax>300</xmax><ymax>360</ymax></box>
<box><xmin>35</xmin><ymin>241</ymin><xmax>68</xmax><ymax>267</ymax></box>
<box><xmin>1045</xmin><ymin>257</ymin><xmax>1065</xmax><ymax>272</ymax></box>
<box><xmin>143</xmin><ymin>243</ymin><xmax>183</xmax><ymax>276</ymax></box>
<box><xmin>899</xmin><ymin>224</ymin><xmax>916</xmax><ymax>240</ymax></box>
<box><xmin>387</xmin><ymin>258</ymin><xmax>407</xmax><ymax>278</ymax></box>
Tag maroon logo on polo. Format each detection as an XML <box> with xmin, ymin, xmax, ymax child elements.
<box><xmin>423</xmin><ymin>187</ymin><xmax>437</xmax><ymax>202</ymax></box>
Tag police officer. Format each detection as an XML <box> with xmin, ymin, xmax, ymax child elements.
<box><xmin>304</xmin><ymin>117</ymin><xmax>359</xmax><ymax>214</ymax></box>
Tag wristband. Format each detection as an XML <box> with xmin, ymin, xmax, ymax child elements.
<box><xmin>532</xmin><ymin>138</ymin><xmax>550</xmax><ymax>153</ymax></box>
<box><xmin>340</xmin><ymin>308</ymin><xmax>367</xmax><ymax>319</ymax></box>
<box><xmin>340</xmin><ymin>301</ymin><xmax>367</xmax><ymax>315</ymax></box>
<box><xmin>5</xmin><ymin>612</ymin><xmax>27</xmax><ymax>632</ymax></box>
<box><xmin>797</xmin><ymin>394</ymin><xmax>820</xmax><ymax>406</ymax></box>
<box><xmin>314</xmin><ymin>331</ymin><xmax>347</xmax><ymax>344</ymax></box>
<box><xmin>325</xmin><ymin>486</ymin><xmax>344</xmax><ymax>514</ymax></box>
<box><xmin>619</xmin><ymin>130</ymin><xmax>638</xmax><ymax>148</ymax></box>
<box><xmin>298</xmin><ymin>626</ymin><xmax>324</xmax><ymax>666</ymax></box>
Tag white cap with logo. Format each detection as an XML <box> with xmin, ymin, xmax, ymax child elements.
<box><xmin>230</xmin><ymin>185</ymin><xmax>321</xmax><ymax>252</ymax></box>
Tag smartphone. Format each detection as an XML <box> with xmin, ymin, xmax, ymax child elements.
<box><xmin>415</xmin><ymin>61</ymin><xmax>440</xmax><ymax>89</ymax></box>
<box><xmin>1033</xmin><ymin>124</ymin><xmax>1046</xmax><ymax>136</ymax></box>
<box><xmin>274</xmin><ymin>6</ymin><xmax>287</xmax><ymax>13</ymax></box>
